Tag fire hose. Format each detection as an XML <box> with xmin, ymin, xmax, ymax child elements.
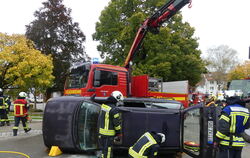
<box><xmin>0</xmin><ymin>151</ymin><xmax>30</xmax><ymax>158</ymax></box>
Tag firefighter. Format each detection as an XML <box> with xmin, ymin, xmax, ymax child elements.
<box><xmin>128</xmin><ymin>131</ymin><xmax>166</xmax><ymax>158</ymax></box>
<box><xmin>13</xmin><ymin>92</ymin><xmax>31</xmax><ymax>136</ymax></box>
<box><xmin>0</xmin><ymin>88</ymin><xmax>11</xmax><ymax>126</ymax></box>
<box><xmin>206</xmin><ymin>95</ymin><xmax>217</xmax><ymax>107</ymax></box>
<box><xmin>98</xmin><ymin>91</ymin><xmax>123</xmax><ymax>158</ymax></box>
<box><xmin>215</xmin><ymin>96</ymin><xmax>250</xmax><ymax>158</ymax></box>
<box><xmin>5</xmin><ymin>96</ymin><xmax>11</xmax><ymax>125</ymax></box>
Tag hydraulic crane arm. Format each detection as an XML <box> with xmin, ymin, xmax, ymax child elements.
<box><xmin>124</xmin><ymin>0</ymin><xmax>191</xmax><ymax>68</ymax></box>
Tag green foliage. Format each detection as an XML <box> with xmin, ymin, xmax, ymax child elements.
<box><xmin>25</xmin><ymin>0</ymin><xmax>89</xmax><ymax>92</ymax></box>
<box><xmin>93</xmin><ymin>0</ymin><xmax>205</xmax><ymax>86</ymax></box>
<box><xmin>0</xmin><ymin>33</ymin><xmax>54</xmax><ymax>93</ymax></box>
<box><xmin>227</xmin><ymin>61</ymin><xmax>250</xmax><ymax>81</ymax></box>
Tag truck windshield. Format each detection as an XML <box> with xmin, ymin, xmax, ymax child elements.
<box><xmin>229</xmin><ymin>80</ymin><xmax>250</xmax><ymax>97</ymax></box>
<box><xmin>65</xmin><ymin>65</ymin><xmax>89</xmax><ymax>89</ymax></box>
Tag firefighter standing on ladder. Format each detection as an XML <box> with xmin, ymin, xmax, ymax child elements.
<box><xmin>98</xmin><ymin>91</ymin><xmax>123</xmax><ymax>158</ymax></box>
<box><xmin>215</xmin><ymin>96</ymin><xmax>250</xmax><ymax>158</ymax></box>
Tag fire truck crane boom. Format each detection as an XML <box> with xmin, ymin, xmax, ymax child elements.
<box><xmin>124</xmin><ymin>0</ymin><xmax>191</xmax><ymax>68</ymax></box>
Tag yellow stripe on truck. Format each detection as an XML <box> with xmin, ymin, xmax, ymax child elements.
<box><xmin>172</xmin><ymin>97</ymin><xmax>186</xmax><ymax>101</ymax></box>
<box><xmin>64</xmin><ymin>89</ymin><xmax>81</xmax><ymax>95</ymax></box>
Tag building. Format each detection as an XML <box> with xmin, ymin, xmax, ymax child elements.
<box><xmin>195</xmin><ymin>73</ymin><xmax>223</xmax><ymax>96</ymax></box>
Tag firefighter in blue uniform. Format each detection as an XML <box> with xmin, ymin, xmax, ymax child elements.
<box><xmin>98</xmin><ymin>91</ymin><xmax>123</xmax><ymax>158</ymax></box>
<box><xmin>128</xmin><ymin>131</ymin><xmax>166</xmax><ymax>158</ymax></box>
<box><xmin>216</xmin><ymin>96</ymin><xmax>250</xmax><ymax>158</ymax></box>
<box><xmin>0</xmin><ymin>88</ymin><xmax>11</xmax><ymax>126</ymax></box>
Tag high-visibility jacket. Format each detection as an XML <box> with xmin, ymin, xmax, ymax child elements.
<box><xmin>98</xmin><ymin>104</ymin><xmax>121</xmax><ymax>136</ymax></box>
<box><xmin>216</xmin><ymin>104</ymin><xmax>250</xmax><ymax>147</ymax></box>
<box><xmin>13</xmin><ymin>99</ymin><xmax>28</xmax><ymax>117</ymax></box>
<box><xmin>0</xmin><ymin>96</ymin><xmax>9</xmax><ymax>110</ymax></box>
<box><xmin>206</xmin><ymin>101</ymin><xmax>217</xmax><ymax>107</ymax></box>
<box><xmin>129</xmin><ymin>132</ymin><xmax>160</xmax><ymax>158</ymax></box>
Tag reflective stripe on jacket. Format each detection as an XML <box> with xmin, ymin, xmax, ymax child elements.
<box><xmin>0</xmin><ymin>96</ymin><xmax>9</xmax><ymax>109</ymax></box>
<box><xmin>216</xmin><ymin>104</ymin><xmax>250</xmax><ymax>147</ymax></box>
<box><xmin>206</xmin><ymin>101</ymin><xmax>217</xmax><ymax>107</ymax></box>
<box><xmin>98</xmin><ymin>104</ymin><xmax>121</xmax><ymax>136</ymax></box>
<box><xmin>14</xmin><ymin>99</ymin><xmax>28</xmax><ymax>117</ymax></box>
<box><xmin>129</xmin><ymin>132</ymin><xmax>158</xmax><ymax>158</ymax></box>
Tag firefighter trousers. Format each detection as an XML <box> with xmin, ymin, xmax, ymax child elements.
<box><xmin>13</xmin><ymin>116</ymin><xmax>30</xmax><ymax>130</ymax></box>
<box><xmin>0</xmin><ymin>109</ymin><xmax>9</xmax><ymax>126</ymax></box>
<box><xmin>218</xmin><ymin>146</ymin><xmax>242</xmax><ymax>158</ymax></box>
<box><xmin>98</xmin><ymin>135</ymin><xmax>114</xmax><ymax>158</ymax></box>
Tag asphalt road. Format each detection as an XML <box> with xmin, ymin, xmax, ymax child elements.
<box><xmin>1</xmin><ymin>130</ymin><xmax>250</xmax><ymax>158</ymax></box>
<box><xmin>0</xmin><ymin>133</ymin><xmax>176</xmax><ymax>158</ymax></box>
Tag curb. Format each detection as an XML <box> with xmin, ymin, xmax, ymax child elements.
<box><xmin>0</xmin><ymin>129</ymin><xmax>43</xmax><ymax>138</ymax></box>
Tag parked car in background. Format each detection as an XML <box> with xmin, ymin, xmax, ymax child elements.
<box><xmin>29</xmin><ymin>96</ymin><xmax>43</xmax><ymax>103</ymax></box>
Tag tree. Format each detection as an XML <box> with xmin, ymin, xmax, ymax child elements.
<box><xmin>227</xmin><ymin>61</ymin><xmax>250</xmax><ymax>81</ymax></box>
<box><xmin>204</xmin><ymin>45</ymin><xmax>239</xmax><ymax>88</ymax></box>
<box><xmin>0</xmin><ymin>33</ymin><xmax>54</xmax><ymax>104</ymax></box>
<box><xmin>25</xmin><ymin>0</ymin><xmax>89</xmax><ymax>93</ymax></box>
<box><xmin>93</xmin><ymin>0</ymin><xmax>205</xmax><ymax>86</ymax></box>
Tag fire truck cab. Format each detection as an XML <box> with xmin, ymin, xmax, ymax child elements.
<box><xmin>64</xmin><ymin>62</ymin><xmax>189</xmax><ymax>107</ymax></box>
<box><xmin>64</xmin><ymin>62</ymin><xmax>128</xmax><ymax>97</ymax></box>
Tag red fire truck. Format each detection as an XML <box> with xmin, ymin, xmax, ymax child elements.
<box><xmin>64</xmin><ymin>0</ymin><xmax>192</xmax><ymax>107</ymax></box>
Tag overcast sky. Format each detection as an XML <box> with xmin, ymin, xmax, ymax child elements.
<box><xmin>0</xmin><ymin>0</ymin><xmax>249</xmax><ymax>61</ymax></box>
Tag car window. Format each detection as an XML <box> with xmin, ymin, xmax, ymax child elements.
<box><xmin>123</xmin><ymin>102</ymin><xmax>146</xmax><ymax>108</ymax></box>
<box><xmin>148</xmin><ymin>102</ymin><xmax>183</xmax><ymax>110</ymax></box>
<box><xmin>77</xmin><ymin>101</ymin><xmax>100</xmax><ymax>150</ymax></box>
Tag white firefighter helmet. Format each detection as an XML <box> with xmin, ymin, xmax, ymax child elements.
<box><xmin>111</xmin><ymin>91</ymin><xmax>124</xmax><ymax>102</ymax></box>
<box><xmin>0</xmin><ymin>88</ymin><xmax>2</xmax><ymax>92</ymax></box>
<box><xmin>19</xmin><ymin>92</ymin><xmax>27</xmax><ymax>98</ymax></box>
<box><xmin>157</xmin><ymin>133</ymin><xmax>166</xmax><ymax>144</ymax></box>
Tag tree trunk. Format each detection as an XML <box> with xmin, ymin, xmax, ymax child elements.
<box><xmin>34</xmin><ymin>89</ymin><xmax>37</xmax><ymax>110</ymax></box>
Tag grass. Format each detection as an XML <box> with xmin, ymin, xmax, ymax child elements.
<box><xmin>8</xmin><ymin>111</ymin><xmax>43</xmax><ymax>118</ymax></box>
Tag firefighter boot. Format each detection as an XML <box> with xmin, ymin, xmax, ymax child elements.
<box><xmin>13</xmin><ymin>129</ymin><xmax>18</xmax><ymax>136</ymax></box>
<box><xmin>25</xmin><ymin>128</ymin><xmax>31</xmax><ymax>133</ymax></box>
<box><xmin>6</xmin><ymin>121</ymin><xmax>10</xmax><ymax>126</ymax></box>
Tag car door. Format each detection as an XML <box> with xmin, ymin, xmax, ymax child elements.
<box><xmin>181</xmin><ymin>104</ymin><xmax>218</xmax><ymax>158</ymax></box>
